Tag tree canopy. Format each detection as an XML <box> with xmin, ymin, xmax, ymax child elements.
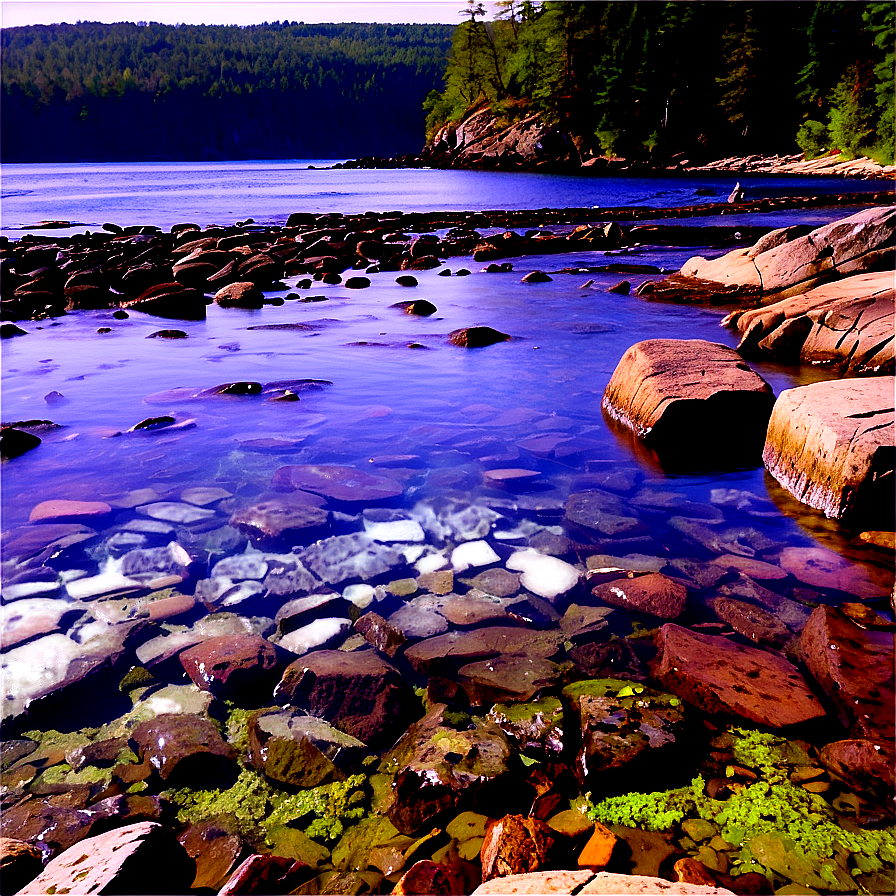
<box><xmin>426</xmin><ymin>1</ymin><xmax>895</xmax><ymax>165</ymax></box>
<box><xmin>1</xmin><ymin>21</ymin><xmax>454</xmax><ymax>161</ymax></box>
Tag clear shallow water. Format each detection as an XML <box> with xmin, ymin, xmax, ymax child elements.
<box><xmin>2</xmin><ymin>160</ymin><xmax>893</xmax><ymax>237</ymax></box>
<box><xmin>1</xmin><ymin>166</ymin><xmax>893</xmax><ymax>733</ymax></box>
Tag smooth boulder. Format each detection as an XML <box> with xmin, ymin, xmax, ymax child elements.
<box><xmin>602</xmin><ymin>339</ymin><xmax>775</xmax><ymax>468</ymax></box>
<box><xmin>762</xmin><ymin>377</ymin><xmax>894</xmax><ymax>526</ymax></box>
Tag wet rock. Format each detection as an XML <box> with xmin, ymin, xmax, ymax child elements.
<box><xmin>458</xmin><ymin>655</ymin><xmax>561</xmax><ymax>706</ymax></box>
<box><xmin>272</xmin><ymin>464</ymin><xmax>404</xmax><ymax>503</ymax></box>
<box><xmin>562</xmin><ymin>679</ymin><xmax>685</xmax><ymax>789</ymax></box>
<box><xmin>299</xmin><ymin>533</ymin><xmax>405</xmax><ymax>586</ymax></box>
<box><xmin>819</xmin><ymin>738</ymin><xmax>895</xmax><ymax>802</ymax></box>
<box><xmin>278</xmin><ymin>617</ymin><xmax>351</xmax><ymax>654</ymax></box>
<box><xmin>437</xmin><ymin>591</ymin><xmax>510</xmax><ymax>627</ymax></box>
<box><xmin>472</xmin><ymin>870</ymin><xmax>734</xmax><ymax>894</ymax></box>
<box><xmin>521</xmin><ymin>271</ymin><xmax>553</xmax><ymax>283</ymax></box>
<box><xmin>0</xmin><ymin>597</ymin><xmax>81</xmax><ymax>649</ymax></box>
<box><xmin>179</xmin><ymin>635</ymin><xmax>292</xmax><ymax>704</ymax></box>
<box><xmin>0</xmin><ymin>428</ymin><xmax>41</xmax><ymax>459</ymax></box>
<box><xmin>505</xmin><ymin>549</ymin><xmax>580</xmax><ymax>603</ymax></box>
<box><xmin>275</xmin><ymin>591</ymin><xmax>347</xmax><ymax>631</ymax></box>
<box><xmin>215</xmin><ymin>281</ymin><xmax>265</xmax><ymax>308</ymax></box>
<box><xmin>230</xmin><ymin>494</ymin><xmax>329</xmax><ymax>547</ymax></box>
<box><xmin>274</xmin><ymin>649</ymin><xmax>417</xmax><ymax>749</ymax></box>
<box><xmin>383</xmin><ymin>704</ymin><xmax>514</xmax><ymax>835</ymax></box>
<box><xmin>218</xmin><ymin>853</ymin><xmax>311</xmax><ymax>896</ymax></box>
<box><xmin>120</xmin><ymin>542</ymin><xmax>192</xmax><ymax>583</ymax></box>
<box><xmin>0</xmin><ymin>837</ymin><xmax>43</xmax><ymax>894</ymax></box>
<box><xmin>652</xmin><ymin>624</ymin><xmax>825</xmax><ymax>728</ymax></box>
<box><xmin>362</xmin><ymin>510</ymin><xmax>426</xmax><ymax>543</ymax></box>
<box><xmin>137</xmin><ymin>501</ymin><xmax>216</xmax><ymax>524</ymax></box>
<box><xmin>178</xmin><ymin>819</ymin><xmax>244</xmax><ymax>891</ymax></box>
<box><xmin>480</xmin><ymin>815</ymin><xmax>557</xmax><ymax>881</ymax></box>
<box><xmin>488</xmin><ymin>696</ymin><xmax>564</xmax><ymax>759</ymax></box>
<box><xmin>388</xmin><ymin>600</ymin><xmax>449</xmax><ymax>640</ymax></box>
<box><xmin>559</xmin><ymin>604</ymin><xmax>614</xmax><ymax>643</ymax></box>
<box><xmin>602</xmin><ymin>339</ymin><xmax>775</xmax><ymax>468</ymax></box>
<box><xmin>393</xmin><ymin>860</ymin><xmax>455</xmax><ymax>895</ymax></box>
<box><xmin>706</xmin><ymin>596</ymin><xmax>793</xmax><ymax>649</ymax></box>
<box><xmin>393</xmin><ymin>299</ymin><xmax>437</xmax><ymax>316</ymax></box>
<box><xmin>0</xmin><ymin>323</ymin><xmax>28</xmax><ymax>337</ymax></box>
<box><xmin>465</xmin><ymin>567</ymin><xmax>519</xmax><ymax>598</ymax></box>
<box><xmin>195</xmin><ymin>577</ymin><xmax>265</xmax><ymax>610</ymax></box>
<box><xmin>212</xmin><ymin>552</ymin><xmax>269</xmax><ymax>581</ymax></box>
<box><xmin>18</xmin><ymin>822</ymin><xmax>195</xmax><ymax>896</ymax></box>
<box><xmin>122</xmin><ymin>281</ymin><xmax>207</xmax><ymax>319</ymax></box>
<box><xmin>776</xmin><ymin>545</ymin><xmax>884</xmax><ymax>598</ymax></box>
<box><xmin>452</xmin><ymin>539</ymin><xmax>501</xmax><ymax>572</ymax></box>
<box><xmin>799</xmin><ymin>605</ymin><xmax>894</xmax><ymax>744</ymax></box>
<box><xmin>577</xmin><ymin>822</ymin><xmax>618</xmax><ymax>870</ymax></box>
<box><xmin>28</xmin><ymin>499</ymin><xmax>111</xmax><ymax>523</ymax></box>
<box><xmin>762</xmin><ymin>377</ymin><xmax>894</xmax><ymax>527</ymax></box>
<box><xmin>130</xmin><ymin>713</ymin><xmax>237</xmax><ymax>785</ymax></box>
<box><xmin>404</xmin><ymin>626</ymin><xmax>564</xmax><ymax>677</ymax></box>
<box><xmin>448</xmin><ymin>327</ymin><xmax>511</xmax><ymax>348</ymax></box>
<box><xmin>591</xmin><ymin>573</ymin><xmax>687</xmax><ymax>619</ymax></box>
<box><xmin>354</xmin><ymin>612</ymin><xmax>406</xmax><ymax>657</ymax></box>
<box><xmin>565</xmin><ymin>491</ymin><xmax>647</xmax><ymax>539</ymax></box>
<box><xmin>250</xmin><ymin>708</ymin><xmax>366</xmax><ymax>787</ymax></box>
<box><xmin>1</xmin><ymin>522</ymin><xmax>97</xmax><ymax>565</ymax></box>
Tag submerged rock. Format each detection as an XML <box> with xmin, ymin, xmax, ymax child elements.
<box><xmin>448</xmin><ymin>326</ymin><xmax>511</xmax><ymax>348</ymax></box>
<box><xmin>591</xmin><ymin>573</ymin><xmax>687</xmax><ymax>619</ymax></box>
<box><xmin>272</xmin><ymin>464</ymin><xmax>404</xmax><ymax>503</ymax></box>
<box><xmin>299</xmin><ymin>533</ymin><xmax>405</xmax><ymax>586</ymax></box>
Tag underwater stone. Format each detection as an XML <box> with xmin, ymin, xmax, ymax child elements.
<box><xmin>275</xmin><ymin>591</ymin><xmax>347</xmax><ymax>633</ymax></box>
<box><xmin>229</xmin><ymin>494</ymin><xmax>328</xmax><ymax>547</ymax></box>
<box><xmin>271</xmin><ymin>464</ymin><xmax>404</xmax><ymax>503</ymax></box>
<box><xmin>451</xmin><ymin>540</ymin><xmax>500</xmax><ymax>572</ymax></box>
<box><xmin>119</xmin><ymin>542</ymin><xmax>192</xmax><ymax>582</ymax></box>
<box><xmin>363</xmin><ymin>514</ymin><xmax>426</xmax><ymax>544</ymax></box>
<box><xmin>388</xmin><ymin>600</ymin><xmax>449</xmax><ymax>640</ymax></box>
<box><xmin>137</xmin><ymin>501</ymin><xmax>217</xmax><ymax>524</ymax></box>
<box><xmin>299</xmin><ymin>533</ymin><xmax>405</xmax><ymax>586</ymax></box>
<box><xmin>458</xmin><ymin>655</ymin><xmax>561</xmax><ymax>706</ymax></box>
<box><xmin>264</xmin><ymin>556</ymin><xmax>321</xmax><ymax>597</ymax></box>
<box><xmin>277</xmin><ymin>617</ymin><xmax>351</xmax><ymax>655</ymax></box>
<box><xmin>211</xmin><ymin>553</ymin><xmax>269</xmax><ymax>581</ymax></box>
<box><xmin>488</xmin><ymin>696</ymin><xmax>565</xmax><ymax>759</ymax></box>
<box><xmin>506</xmin><ymin>549</ymin><xmax>581</xmax><ymax>603</ymax></box>
<box><xmin>29</xmin><ymin>499</ymin><xmax>112</xmax><ymax>523</ymax></box>
<box><xmin>0</xmin><ymin>597</ymin><xmax>81</xmax><ymax>649</ymax></box>
<box><xmin>180</xmin><ymin>486</ymin><xmax>232</xmax><ymax>507</ymax></box>
<box><xmin>591</xmin><ymin>573</ymin><xmax>687</xmax><ymax>619</ymax></box>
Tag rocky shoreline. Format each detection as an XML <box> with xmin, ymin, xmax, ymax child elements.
<box><xmin>1</xmin><ymin>201</ymin><xmax>894</xmax><ymax>896</ymax></box>
<box><xmin>336</xmin><ymin>108</ymin><xmax>896</xmax><ymax>180</ymax></box>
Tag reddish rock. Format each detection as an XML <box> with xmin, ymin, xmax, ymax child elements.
<box><xmin>178</xmin><ymin>820</ymin><xmax>243</xmax><ymax>891</ymax></box>
<box><xmin>591</xmin><ymin>573</ymin><xmax>687</xmax><ymax>619</ymax></box>
<box><xmin>179</xmin><ymin>635</ymin><xmax>292</xmax><ymax>704</ymax></box>
<box><xmin>799</xmin><ymin>605</ymin><xmax>894</xmax><ymax>744</ymax></box>
<box><xmin>218</xmin><ymin>853</ymin><xmax>310</xmax><ymax>895</ymax></box>
<box><xmin>393</xmin><ymin>860</ymin><xmax>456</xmax><ymax>895</ymax></box>
<box><xmin>480</xmin><ymin>815</ymin><xmax>557</xmax><ymax>882</ymax></box>
<box><xmin>354</xmin><ymin>611</ymin><xmax>406</xmax><ymax>657</ymax></box>
<box><xmin>651</xmin><ymin>624</ymin><xmax>825</xmax><ymax>728</ymax></box>
<box><xmin>819</xmin><ymin>738</ymin><xmax>895</xmax><ymax>803</ymax></box>
<box><xmin>776</xmin><ymin>545</ymin><xmax>885</xmax><ymax>598</ymax></box>
<box><xmin>274</xmin><ymin>649</ymin><xmax>417</xmax><ymax>749</ymax></box>
<box><xmin>214</xmin><ymin>281</ymin><xmax>265</xmax><ymax>308</ymax></box>
<box><xmin>271</xmin><ymin>464</ymin><xmax>404</xmax><ymax>503</ymax></box>
<box><xmin>130</xmin><ymin>713</ymin><xmax>237</xmax><ymax>784</ymax></box>
<box><xmin>458</xmin><ymin>655</ymin><xmax>561</xmax><ymax>706</ymax></box>
<box><xmin>472</xmin><ymin>871</ymin><xmax>734</xmax><ymax>894</ymax></box>
<box><xmin>577</xmin><ymin>823</ymin><xmax>618</xmax><ymax>870</ymax></box>
<box><xmin>763</xmin><ymin>377</ymin><xmax>894</xmax><ymax>527</ymax></box>
<box><xmin>28</xmin><ymin>499</ymin><xmax>112</xmax><ymax>523</ymax></box>
<box><xmin>602</xmin><ymin>339</ymin><xmax>775</xmax><ymax>467</ymax></box>
<box><xmin>16</xmin><ymin>821</ymin><xmax>194</xmax><ymax>896</ymax></box>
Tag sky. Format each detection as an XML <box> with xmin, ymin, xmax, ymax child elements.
<box><xmin>0</xmin><ymin>0</ymin><xmax>481</xmax><ymax>27</ymax></box>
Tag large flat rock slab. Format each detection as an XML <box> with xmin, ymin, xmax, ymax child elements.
<box><xmin>725</xmin><ymin>271</ymin><xmax>894</xmax><ymax>374</ymax></box>
<box><xmin>681</xmin><ymin>207</ymin><xmax>895</xmax><ymax>299</ymax></box>
<box><xmin>17</xmin><ymin>821</ymin><xmax>195</xmax><ymax>895</ymax></box>
<box><xmin>472</xmin><ymin>870</ymin><xmax>733</xmax><ymax>894</ymax></box>
<box><xmin>651</xmin><ymin>623</ymin><xmax>825</xmax><ymax>728</ymax></box>
<box><xmin>602</xmin><ymin>339</ymin><xmax>775</xmax><ymax>468</ymax></box>
<box><xmin>762</xmin><ymin>377</ymin><xmax>894</xmax><ymax>526</ymax></box>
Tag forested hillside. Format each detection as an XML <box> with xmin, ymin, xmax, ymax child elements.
<box><xmin>1</xmin><ymin>21</ymin><xmax>453</xmax><ymax>161</ymax></box>
<box><xmin>425</xmin><ymin>1</ymin><xmax>895</xmax><ymax>165</ymax></box>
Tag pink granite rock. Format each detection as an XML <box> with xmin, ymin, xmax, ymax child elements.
<box><xmin>472</xmin><ymin>870</ymin><xmax>734</xmax><ymax>894</ymax></box>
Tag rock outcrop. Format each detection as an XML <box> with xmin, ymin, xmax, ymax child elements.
<box><xmin>472</xmin><ymin>870</ymin><xmax>734</xmax><ymax>894</ymax></box>
<box><xmin>645</xmin><ymin>207</ymin><xmax>894</xmax><ymax>305</ymax></box>
<box><xmin>602</xmin><ymin>339</ymin><xmax>775</xmax><ymax>468</ymax></box>
<box><xmin>762</xmin><ymin>377</ymin><xmax>894</xmax><ymax>526</ymax></box>
<box><xmin>723</xmin><ymin>270</ymin><xmax>894</xmax><ymax>374</ymax></box>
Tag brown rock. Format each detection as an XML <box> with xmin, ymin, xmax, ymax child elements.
<box><xmin>121</xmin><ymin>281</ymin><xmax>207</xmax><ymax>319</ymax></box>
<box><xmin>674</xmin><ymin>857</ymin><xmax>720</xmax><ymax>887</ymax></box>
<box><xmin>0</xmin><ymin>838</ymin><xmax>43</xmax><ymax>895</ymax></box>
<box><xmin>178</xmin><ymin>820</ymin><xmax>243</xmax><ymax>891</ymax></box>
<box><xmin>602</xmin><ymin>339</ymin><xmax>775</xmax><ymax>468</ymax></box>
<box><xmin>591</xmin><ymin>573</ymin><xmax>687</xmax><ymax>619</ymax></box>
<box><xmin>353</xmin><ymin>611</ymin><xmax>406</xmax><ymax>657</ymax></box>
<box><xmin>480</xmin><ymin>815</ymin><xmax>557</xmax><ymax>882</ymax></box>
<box><xmin>215</xmin><ymin>281</ymin><xmax>265</xmax><ymax>308</ymax></box>
<box><xmin>218</xmin><ymin>853</ymin><xmax>310</xmax><ymax>895</ymax></box>
<box><xmin>651</xmin><ymin>623</ymin><xmax>825</xmax><ymax>728</ymax></box>
<box><xmin>457</xmin><ymin>655</ymin><xmax>560</xmax><ymax>706</ymax></box>
<box><xmin>763</xmin><ymin>377</ymin><xmax>894</xmax><ymax>527</ymax></box>
<box><xmin>799</xmin><ymin>605</ymin><xmax>894</xmax><ymax>744</ymax></box>
<box><xmin>16</xmin><ymin>821</ymin><xmax>194</xmax><ymax>896</ymax></box>
<box><xmin>776</xmin><ymin>545</ymin><xmax>884</xmax><ymax>597</ymax></box>
<box><xmin>393</xmin><ymin>860</ymin><xmax>455</xmax><ymax>895</ymax></box>
<box><xmin>274</xmin><ymin>649</ymin><xmax>417</xmax><ymax>749</ymax></box>
<box><xmin>449</xmin><ymin>327</ymin><xmax>511</xmax><ymax>348</ymax></box>
<box><xmin>179</xmin><ymin>634</ymin><xmax>292</xmax><ymax>704</ymax></box>
<box><xmin>577</xmin><ymin>823</ymin><xmax>617</xmax><ymax>870</ymax></box>
<box><xmin>819</xmin><ymin>738</ymin><xmax>896</xmax><ymax>800</ymax></box>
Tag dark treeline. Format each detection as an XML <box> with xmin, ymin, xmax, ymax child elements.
<box><xmin>425</xmin><ymin>1</ymin><xmax>895</xmax><ymax>165</ymax></box>
<box><xmin>1</xmin><ymin>21</ymin><xmax>453</xmax><ymax>161</ymax></box>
